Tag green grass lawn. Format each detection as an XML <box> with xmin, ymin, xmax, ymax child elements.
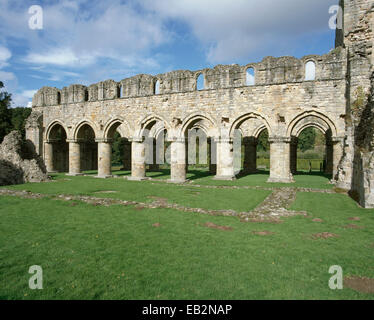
<box><xmin>0</xmin><ymin>171</ymin><xmax>373</xmax><ymax>300</ymax></box>
<box><xmin>2</xmin><ymin>174</ymin><xmax>271</xmax><ymax>212</ymax></box>
<box><xmin>84</xmin><ymin>167</ymin><xmax>333</xmax><ymax>189</ymax></box>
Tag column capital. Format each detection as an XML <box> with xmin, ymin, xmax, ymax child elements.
<box><xmin>66</xmin><ymin>139</ymin><xmax>79</xmax><ymax>143</ymax></box>
<box><xmin>95</xmin><ymin>138</ymin><xmax>113</xmax><ymax>143</ymax></box>
<box><xmin>215</xmin><ymin>137</ymin><xmax>232</xmax><ymax>143</ymax></box>
<box><xmin>129</xmin><ymin>137</ymin><xmax>144</xmax><ymax>143</ymax></box>
<box><xmin>268</xmin><ymin>136</ymin><xmax>291</xmax><ymax>144</ymax></box>
<box><xmin>168</xmin><ymin>137</ymin><xmax>186</xmax><ymax>143</ymax></box>
<box><xmin>45</xmin><ymin>139</ymin><xmax>59</xmax><ymax>143</ymax></box>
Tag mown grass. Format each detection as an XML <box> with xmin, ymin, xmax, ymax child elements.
<box><xmin>1</xmin><ymin>174</ymin><xmax>270</xmax><ymax>212</ymax></box>
<box><xmin>82</xmin><ymin>167</ymin><xmax>333</xmax><ymax>190</ymax></box>
<box><xmin>0</xmin><ymin>173</ymin><xmax>373</xmax><ymax>300</ymax></box>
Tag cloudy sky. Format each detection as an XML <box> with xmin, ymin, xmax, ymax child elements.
<box><xmin>0</xmin><ymin>0</ymin><xmax>339</xmax><ymax>108</ymax></box>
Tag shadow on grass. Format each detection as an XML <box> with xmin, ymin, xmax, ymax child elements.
<box><xmin>187</xmin><ymin>170</ymin><xmax>212</xmax><ymax>180</ymax></box>
<box><xmin>235</xmin><ymin>169</ymin><xmax>270</xmax><ymax>180</ymax></box>
<box><xmin>235</xmin><ymin>169</ymin><xmax>331</xmax><ymax>180</ymax></box>
<box><xmin>146</xmin><ymin>169</ymin><xmax>170</xmax><ymax>178</ymax></box>
<box><xmin>293</xmin><ymin>171</ymin><xmax>332</xmax><ymax>180</ymax></box>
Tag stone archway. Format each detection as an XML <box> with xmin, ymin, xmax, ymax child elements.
<box><xmin>129</xmin><ymin>115</ymin><xmax>170</xmax><ymax>180</ymax></box>
<box><xmin>75</xmin><ymin>123</ymin><xmax>98</xmax><ymax>172</ymax></box>
<box><xmin>287</xmin><ymin>111</ymin><xmax>339</xmax><ymax>177</ymax></box>
<box><xmin>45</xmin><ymin>122</ymin><xmax>69</xmax><ymax>173</ymax></box>
<box><xmin>178</xmin><ymin>114</ymin><xmax>218</xmax><ymax>181</ymax></box>
<box><xmin>103</xmin><ymin>119</ymin><xmax>132</xmax><ymax>174</ymax></box>
<box><xmin>229</xmin><ymin>113</ymin><xmax>271</xmax><ymax>178</ymax></box>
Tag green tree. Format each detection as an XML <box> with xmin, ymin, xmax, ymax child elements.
<box><xmin>111</xmin><ymin>131</ymin><xmax>124</xmax><ymax>165</ymax></box>
<box><xmin>257</xmin><ymin>130</ymin><xmax>269</xmax><ymax>152</ymax></box>
<box><xmin>298</xmin><ymin>127</ymin><xmax>316</xmax><ymax>152</ymax></box>
<box><xmin>0</xmin><ymin>81</ymin><xmax>12</xmax><ymax>142</ymax></box>
<box><xmin>10</xmin><ymin>107</ymin><xmax>32</xmax><ymax>139</ymax></box>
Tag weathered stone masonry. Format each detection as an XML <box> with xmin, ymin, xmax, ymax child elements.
<box><xmin>25</xmin><ymin>0</ymin><xmax>374</xmax><ymax>207</ymax></box>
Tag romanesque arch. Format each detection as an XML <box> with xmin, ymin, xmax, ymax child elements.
<box><xmin>44</xmin><ymin>121</ymin><xmax>69</xmax><ymax>173</ymax></box>
<box><xmin>74</xmin><ymin>120</ymin><xmax>99</xmax><ymax>141</ymax></box>
<box><xmin>179</xmin><ymin>114</ymin><xmax>218</xmax><ymax>176</ymax></box>
<box><xmin>103</xmin><ymin>118</ymin><xmax>132</xmax><ymax>171</ymax></box>
<box><xmin>136</xmin><ymin>114</ymin><xmax>171</xmax><ymax>173</ymax></box>
<box><xmin>229</xmin><ymin>113</ymin><xmax>271</xmax><ymax>175</ymax></box>
<box><xmin>74</xmin><ymin>122</ymin><xmax>98</xmax><ymax>172</ymax></box>
<box><xmin>287</xmin><ymin>111</ymin><xmax>337</xmax><ymax>138</ymax></box>
<box><xmin>137</xmin><ymin>114</ymin><xmax>171</xmax><ymax>139</ymax></box>
<box><xmin>103</xmin><ymin>118</ymin><xmax>132</xmax><ymax>140</ymax></box>
<box><xmin>230</xmin><ymin>112</ymin><xmax>272</xmax><ymax>138</ymax></box>
<box><xmin>287</xmin><ymin>111</ymin><xmax>338</xmax><ymax>175</ymax></box>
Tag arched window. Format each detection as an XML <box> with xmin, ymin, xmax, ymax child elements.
<box><xmin>154</xmin><ymin>80</ymin><xmax>160</xmax><ymax>95</ymax></box>
<box><xmin>196</xmin><ymin>73</ymin><xmax>204</xmax><ymax>91</ymax></box>
<box><xmin>305</xmin><ymin>61</ymin><xmax>316</xmax><ymax>81</ymax></box>
<box><xmin>246</xmin><ymin>67</ymin><xmax>255</xmax><ymax>86</ymax></box>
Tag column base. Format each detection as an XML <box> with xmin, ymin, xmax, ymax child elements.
<box><xmin>167</xmin><ymin>179</ymin><xmax>187</xmax><ymax>184</ymax></box>
<box><xmin>267</xmin><ymin>177</ymin><xmax>294</xmax><ymax>183</ymax></box>
<box><xmin>127</xmin><ymin>176</ymin><xmax>149</xmax><ymax>181</ymax></box>
<box><xmin>213</xmin><ymin>175</ymin><xmax>236</xmax><ymax>181</ymax></box>
<box><xmin>94</xmin><ymin>175</ymin><xmax>113</xmax><ymax>179</ymax></box>
<box><xmin>66</xmin><ymin>173</ymin><xmax>83</xmax><ymax>176</ymax></box>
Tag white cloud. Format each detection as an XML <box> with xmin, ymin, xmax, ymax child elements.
<box><xmin>0</xmin><ymin>46</ymin><xmax>11</xmax><ymax>68</ymax></box>
<box><xmin>141</xmin><ymin>0</ymin><xmax>338</xmax><ymax>63</ymax></box>
<box><xmin>2</xmin><ymin>0</ymin><xmax>170</xmax><ymax>70</ymax></box>
<box><xmin>11</xmin><ymin>89</ymin><xmax>37</xmax><ymax>108</ymax></box>
<box><xmin>0</xmin><ymin>70</ymin><xmax>16</xmax><ymax>81</ymax></box>
<box><xmin>21</xmin><ymin>89</ymin><xmax>37</xmax><ymax>99</ymax></box>
<box><xmin>24</xmin><ymin>48</ymin><xmax>96</xmax><ymax>67</ymax></box>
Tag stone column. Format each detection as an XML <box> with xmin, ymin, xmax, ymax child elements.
<box><xmin>290</xmin><ymin>137</ymin><xmax>298</xmax><ymax>174</ymax></box>
<box><xmin>149</xmin><ymin>138</ymin><xmax>160</xmax><ymax>171</ymax></box>
<box><xmin>128</xmin><ymin>138</ymin><xmax>146</xmax><ymax>180</ymax></box>
<box><xmin>332</xmin><ymin>137</ymin><xmax>344</xmax><ymax>179</ymax></box>
<box><xmin>208</xmin><ymin>138</ymin><xmax>217</xmax><ymax>175</ymax></box>
<box><xmin>214</xmin><ymin>138</ymin><xmax>235</xmax><ymax>180</ymax></box>
<box><xmin>67</xmin><ymin>140</ymin><xmax>82</xmax><ymax>176</ymax></box>
<box><xmin>44</xmin><ymin>141</ymin><xmax>55</xmax><ymax>173</ymax></box>
<box><xmin>122</xmin><ymin>139</ymin><xmax>132</xmax><ymax>171</ymax></box>
<box><xmin>169</xmin><ymin>138</ymin><xmax>186</xmax><ymax>183</ymax></box>
<box><xmin>325</xmin><ymin>141</ymin><xmax>333</xmax><ymax>175</ymax></box>
<box><xmin>243</xmin><ymin>137</ymin><xmax>258</xmax><ymax>174</ymax></box>
<box><xmin>96</xmin><ymin>139</ymin><xmax>112</xmax><ymax>178</ymax></box>
<box><xmin>267</xmin><ymin>136</ymin><xmax>294</xmax><ymax>183</ymax></box>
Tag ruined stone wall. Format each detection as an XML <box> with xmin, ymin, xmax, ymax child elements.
<box><xmin>335</xmin><ymin>0</ymin><xmax>374</xmax><ymax>207</ymax></box>
<box><xmin>27</xmin><ymin>6</ymin><xmax>360</xmax><ymax>193</ymax></box>
<box><xmin>32</xmin><ymin>49</ymin><xmax>346</xmax><ymax>107</ymax></box>
<box><xmin>0</xmin><ymin>131</ymin><xmax>48</xmax><ymax>186</ymax></box>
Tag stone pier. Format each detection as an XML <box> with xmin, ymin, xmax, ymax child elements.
<box><xmin>243</xmin><ymin>137</ymin><xmax>258</xmax><ymax>174</ymax></box>
<box><xmin>169</xmin><ymin>138</ymin><xmax>186</xmax><ymax>183</ymax></box>
<box><xmin>129</xmin><ymin>139</ymin><xmax>146</xmax><ymax>180</ymax></box>
<box><xmin>96</xmin><ymin>139</ymin><xmax>112</xmax><ymax>178</ymax></box>
<box><xmin>67</xmin><ymin>140</ymin><xmax>82</xmax><ymax>176</ymax></box>
<box><xmin>214</xmin><ymin>138</ymin><xmax>235</xmax><ymax>180</ymax></box>
<box><xmin>268</xmin><ymin>137</ymin><xmax>294</xmax><ymax>183</ymax></box>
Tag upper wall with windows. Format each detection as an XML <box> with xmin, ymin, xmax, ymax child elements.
<box><xmin>32</xmin><ymin>47</ymin><xmax>346</xmax><ymax>107</ymax></box>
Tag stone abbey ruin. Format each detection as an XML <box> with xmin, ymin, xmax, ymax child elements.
<box><xmin>25</xmin><ymin>1</ymin><xmax>374</xmax><ymax>207</ymax></box>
